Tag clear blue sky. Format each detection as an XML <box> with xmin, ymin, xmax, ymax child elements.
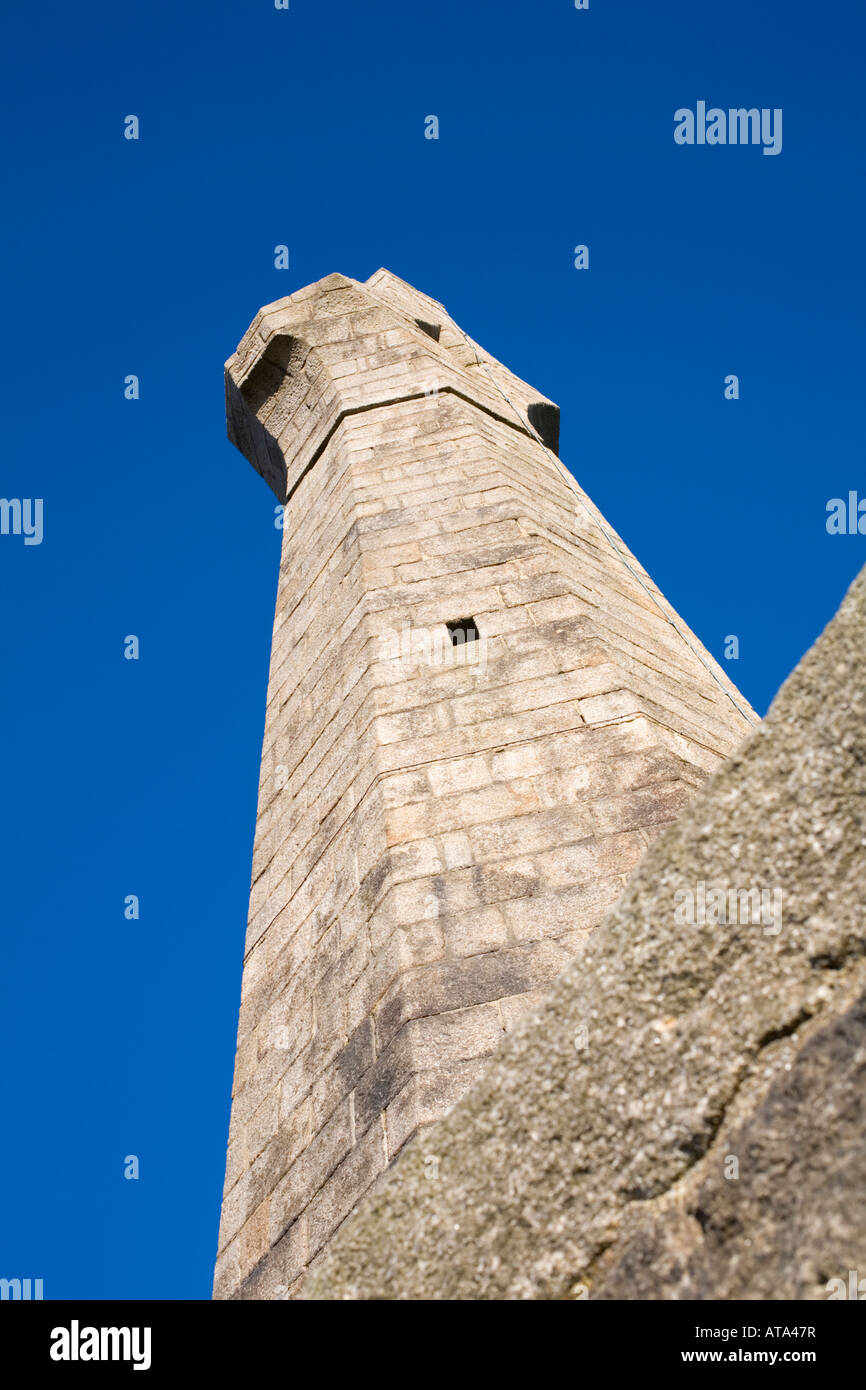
<box><xmin>1</xmin><ymin>0</ymin><xmax>863</xmax><ymax>1299</ymax></box>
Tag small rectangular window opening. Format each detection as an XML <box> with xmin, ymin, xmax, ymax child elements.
<box><xmin>446</xmin><ymin>617</ymin><xmax>480</xmax><ymax>646</ymax></box>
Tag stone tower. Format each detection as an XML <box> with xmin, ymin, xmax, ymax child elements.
<box><xmin>214</xmin><ymin>269</ymin><xmax>756</xmax><ymax>1300</ymax></box>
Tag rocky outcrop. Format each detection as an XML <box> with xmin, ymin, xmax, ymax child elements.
<box><xmin>304</xmin><ymin>564</ymin><xmax>866</xmax><ymax>1300</ymax></box>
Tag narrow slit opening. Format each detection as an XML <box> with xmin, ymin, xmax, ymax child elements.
<box><xmin>446</xmin><ymin>618</ymin><xmax>480</xmax><ymax>646</ymax></box>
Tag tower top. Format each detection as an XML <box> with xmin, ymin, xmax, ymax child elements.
<box><xmin>225</xmin><ymin>269</ymin><xmax>560</xmax><ymax>504</ymax></box>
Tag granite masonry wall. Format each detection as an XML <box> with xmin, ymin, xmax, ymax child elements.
<box><xmin>213</xmin><ymin>269</ymin><xmax>756</xmax><ymax>1299</ymax></box>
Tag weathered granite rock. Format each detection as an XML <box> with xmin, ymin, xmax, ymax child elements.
<box><xmin>592</xmin><ymin>990</ymin><xmax>866</xmax><ymax>1299</ymax></box>
<box><xmin>304</xmin><ymin>564</ymin><xmax>866</xmax><ymax>1300</ymax></box>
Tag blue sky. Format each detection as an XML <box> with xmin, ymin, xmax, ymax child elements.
<box><xmin>1</xmin><ymin>0</ymin><xmax>863</xmax><ymax>1299</ymax></box>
